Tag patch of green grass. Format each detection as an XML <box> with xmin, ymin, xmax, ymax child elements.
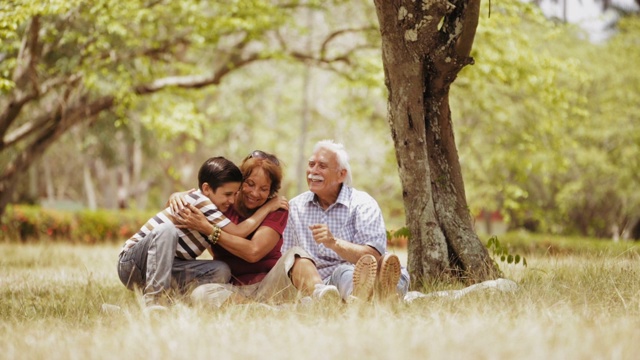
<box><xmin>489</xmin><ymin>231</ymin><xmax>639</xmax><ymax>257</ymax></box>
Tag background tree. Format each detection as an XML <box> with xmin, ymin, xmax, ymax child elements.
<box><xmin>454</xmin><ymin>4</ymin><xmax>640</xmax><ymax>239</ymax></box>
<box><xmin>454</xmin><ymin>1</ymin><xmax>589</xmax><ymax>234</ymax></box>
<box><xmin>0</xmin><ymin>0</ymin><xmax>378</xmax><ymax>216</ymax></box>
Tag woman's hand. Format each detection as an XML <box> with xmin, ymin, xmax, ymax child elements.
<box><xmin>173</xmin><ymin>203</ymin><xmax>212</xmax><ymax>234</ymax></box>
<box><xmin>265</xmin><ymin>195</ymin><xmax>288</xmax><ymax>212</ymax></box>
<box><xmin>168</xmin><ymin>188</ymin><xmax>196</xmax><ymax>213</ymax></box>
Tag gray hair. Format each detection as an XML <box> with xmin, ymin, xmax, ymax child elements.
<box><xmin>312</xmin><ymin>139</ymin><xmax>352</xmax><ymax>186</ymax></box>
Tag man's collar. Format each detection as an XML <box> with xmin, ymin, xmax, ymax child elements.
<box><xmin>334</xmin><ymin>184</ymin><xmax>351</xmax><ymax>206</ymax></box>
<box><xmin>308</xmin><ymin>184</ymin><xmax>351</xmax><ymax>208</ymax></box>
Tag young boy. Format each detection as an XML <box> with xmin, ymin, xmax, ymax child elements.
<box><xmin>117</xmin><ymin>156</ymin><xmax>285</xmax><ymax>308</ymax></box>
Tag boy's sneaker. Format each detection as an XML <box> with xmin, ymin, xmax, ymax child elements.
<box><xmin>190</xmin><ymin>283</ymin><xmax>234</xmax><ymax>308</ymax></box>
<box><xmin>312</xmin><ymin>284</ymin><xmax>341</xmax><ymax>305</ymax></box>
<box><xmin>352</xmin><ymin>254</ymin><xmax>377</xmax><ymax>301</ymax></box>
<box><xmin>376</xmin><ymin>253</ymin><xmax>401</xmax><ymax>300</ymax></box>
<box><xmin>143</xmin><ymin>304</ymin><xmax>169</xmax><ymax>317</ymax></box>
<box><xmin>101</xmin><ymin>303</ymin><xmax>122</xmax><ymax>314</ymax></box>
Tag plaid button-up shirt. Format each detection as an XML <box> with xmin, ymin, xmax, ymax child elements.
<box><xmin>282</xmin><ymin>185</ymin><xmax>387</xmax><ymax>280</ymax></box>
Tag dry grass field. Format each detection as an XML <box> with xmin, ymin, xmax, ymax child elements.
<box><xmin>1</xmin><ymin>241</ymin><xmax>639</xmax><ymax>360</ymax></box>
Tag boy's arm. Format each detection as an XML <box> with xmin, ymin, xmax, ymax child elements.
<box><xmin>223</xmin><ymin>196</ymin><xmax>288</xmax><ymax>237</ymax></box>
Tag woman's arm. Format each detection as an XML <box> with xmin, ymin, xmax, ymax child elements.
<box><xmin>173</xmin><ymin>205</ymin><xmax>280</xmax><ymax>263</ymax></box>
<box><xmin>169</xmin><ymin>191</ymin><xmax>288</xmax><ymax>238</ymax></box>
<box><xmin>223</xmin><ymin>196</ymin><xmax>287</xmax><ymax>237</ymax></box>
<box><xmin>216</xmin><ymin>226</ymin><xmax>280</xmax><ymax>263</ymax></box>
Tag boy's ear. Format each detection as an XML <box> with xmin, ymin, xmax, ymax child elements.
<box><xmin>202</xmin><ymin>182</ymin><xmax>211</xmax><ymax>195</ymax></box>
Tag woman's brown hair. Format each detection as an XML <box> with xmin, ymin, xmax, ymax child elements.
<box><xmin>234</xmin><ymin>154</ymin><xmax>283</xmax><ymax>217</ymax></box>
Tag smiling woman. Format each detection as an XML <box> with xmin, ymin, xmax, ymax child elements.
<box><xmin>209</xmin><ymin>155</ymin><xmax>287</xmax><ymax>285</ymax></box>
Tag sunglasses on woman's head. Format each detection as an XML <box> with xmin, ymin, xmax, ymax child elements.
<box><xmin>247</xmin><ymin>150</ymin><xmax>280</xmax><ymax>166</ymax></box>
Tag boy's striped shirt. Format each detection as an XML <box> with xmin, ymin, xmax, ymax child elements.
<box><xmin>120</xmin><ymin>190</ymin><xmax>230</xmax><ymax>259</ymax></box>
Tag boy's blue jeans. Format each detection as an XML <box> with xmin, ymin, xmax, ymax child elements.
<box><xmin>117</xmin><ymin>222</ymin><xmax>230</xmax><ymax>305</ymax></box>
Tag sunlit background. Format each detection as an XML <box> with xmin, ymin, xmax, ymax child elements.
<box><xmin>1</xmin><ymin>0</ymin><xmax>638</xmax><ymax>239</ymax></box>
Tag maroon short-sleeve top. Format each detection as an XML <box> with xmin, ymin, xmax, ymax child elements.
<box><xmin>214</xmin><ymin>206</ymin><xmax>288</xmax><ymax>285</ymax></box>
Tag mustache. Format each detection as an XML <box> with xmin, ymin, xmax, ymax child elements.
<box><xmin>308</xmin><ymin>174</ymin><xmax>324</xmax><ymax>181</ymax></box>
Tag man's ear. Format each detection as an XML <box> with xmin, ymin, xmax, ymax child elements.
<box><xmin>338</xmin><ymin>168</ymin><xmax>348</xmax><ymax>182</ymax></box>
<box><xmin>201</xmin><ymin>182</ymin><xmax>211</xmax><ymax>195</ymax></box>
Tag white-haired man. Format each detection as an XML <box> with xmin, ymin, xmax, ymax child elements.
<box><xmin>283</xmin><ymin>140</ymin><xmax>410</xmax><ymax>301</ymax></box>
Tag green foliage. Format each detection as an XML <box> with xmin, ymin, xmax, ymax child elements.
<box><xmin>386</xmin><ymin>226</ymin><xmax>410</xmax><ymax>241</ymax></box>
<box><xmin>386</xmin><ymin>226</ymin><xmax>410</xmax><ymax>248</ymax></box>
<box><xmin>486</xmin><ymin>235</ymin><xmax>527</xmax><ymax>273</ymax></box>
<box><xmin>455</xmin><ymin>0</ymin><xmax>587</xmax><ymax>225</ymax></box>
<box><xmin>552</xmin><ymin>15</ymin><xmax>640</xmax><ymax>237</ymax></box>
<box><xmin>453</xmin><ymin>0</ymin><xmax>640</xmax><ymax>237</ymax></box>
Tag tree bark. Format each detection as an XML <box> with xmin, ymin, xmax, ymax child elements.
<box><xmin>373</xmin><ymin>0</ymin><xmax>498</xmax><ymax>284</ymax></box>
<box><xmin>83</xmin><ymin>162</ymin><xmax>97</xmax><ymax>211</ymax></box>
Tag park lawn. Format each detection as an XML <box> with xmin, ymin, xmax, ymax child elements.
<box><xmin>0</xmin><ymin>239</ymin><xmax>639</xmax><ymax>360</ymax></box>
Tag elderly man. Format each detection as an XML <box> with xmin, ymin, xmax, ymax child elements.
<box><xmin>283</xmin><ymin>140</ymin><xmax>410</xmax><ymax>302</ymax></box>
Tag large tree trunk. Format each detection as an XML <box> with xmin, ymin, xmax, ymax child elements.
<box><xmin>373</xmin><ymin>0</ymin><xmax>498</xmax><ymax>284</ymax></box>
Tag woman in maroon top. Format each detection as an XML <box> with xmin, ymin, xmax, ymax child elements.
<box><xmin>172</xmin><ymin>151</ymin><xmax>341</xmax><ymax>305</ymax></box>
<box><xmin>212</xmin><ymin>156</ymin><xmax>288</xmax><ymax>285</ymax></box>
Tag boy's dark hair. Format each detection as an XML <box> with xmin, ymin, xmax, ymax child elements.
<box><xmin>198</xmin><ymin>157</ymin><xmax>243</xmax><ymax>191</ymax></box>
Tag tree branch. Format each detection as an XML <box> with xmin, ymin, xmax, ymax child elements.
<box><xmin>13</xmin><ymin>15</ymin><xmax>41</xmax><ymax>87</ymax></box>
<box><xmin>1</xmin><ymin>74</ymin><xmax>82</xmax><ymax>148</ymax></box>
<box><xmin>455</xmin><ymin>0</ymin><xmax>482</xmax><ymax>58</ymax></box>
<box><xmin>319</xmin><ymin>27</ymin><xmax>378</xmax><ymax>59</ymax></box>
<box><xmin>0</xmin><ymin>94</ymin><xmax>114</xmax><ymax>210</ymax></box>
<box><xmin>1</xmin><ymin>16</ymin><xmax>42</xmax><ymax>138</ymax></box>
<box><xmin>134</xmin><ymin>52</ymin><xmax>261</xmax><ymax>93</ymax></box>
<box><xmin>134</xmin><ymin>38</ymin><xmax>260</xmax><ymax>94</ymax></box>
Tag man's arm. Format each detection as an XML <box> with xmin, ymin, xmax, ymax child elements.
<box><xmin>308</xmin><ymin>224</ymin><xmax>381</xmax><ymax>264</ymax></box>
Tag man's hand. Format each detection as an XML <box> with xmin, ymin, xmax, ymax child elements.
<box><xmin>266</xmin><ymin>195</ymin><xmax>289</xmax><ymax>212</ymax></box>
<box><xmin>309</xmin><ymin>224</ymin><xmax>337</xmax><ymax>247</ymax></box>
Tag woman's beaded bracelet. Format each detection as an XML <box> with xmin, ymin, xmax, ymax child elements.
<box><xmin>208</xmin><ymin>225</ymin><xmax>221</xmax><ymax>245</ymax></box>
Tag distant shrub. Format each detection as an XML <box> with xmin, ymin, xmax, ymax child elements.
<box><xmin>0</xmin><ymin>205</ymin><xmax>153</xmax><ymax>243</ymax></box>
<box><xmin>387</xmin><ymin>227</ymin><xmax>410</xmax><ymax>248</ymax></box>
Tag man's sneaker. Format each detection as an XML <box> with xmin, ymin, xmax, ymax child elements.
<box><xmin>376</xmin><ymin>253</ymin><xmax>401</xmax><ymax>300</ymax></box>
<box><xmin>352</xmin><ymin>254</ymin><xmax>377</xmax><ymax>301</ymax></box>
<box><xmin>312</xmin><ymin>284</ymin><xmax>341</xmax><ymax>305</ymax></box>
